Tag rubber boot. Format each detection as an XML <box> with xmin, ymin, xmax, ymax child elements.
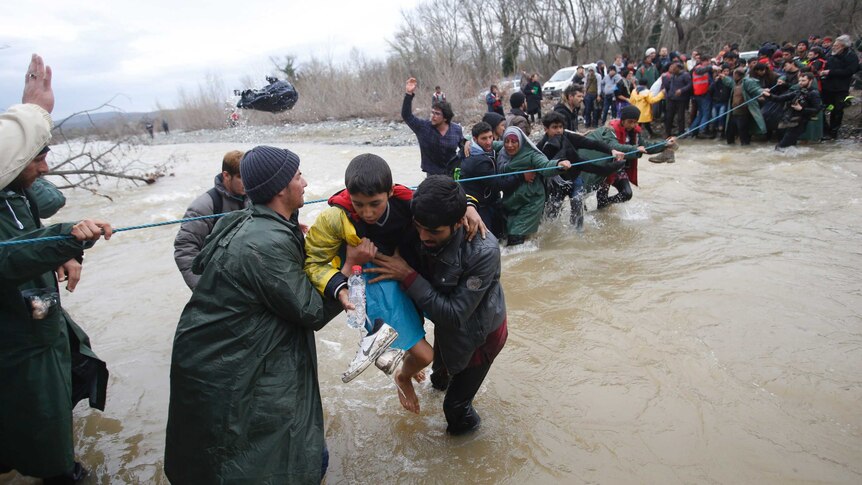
<box><xmin>648</xmin><ymin>150</ymin><xmax>675</xmax><ymax>163</ymax></box>
<box><xmin>506</xmin><ymin>235</ymin><xmax>526</xmax><ymax>246</ymax></box>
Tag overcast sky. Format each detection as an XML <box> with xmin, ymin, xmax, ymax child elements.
<box><xmin>1</xmin><ymin>0</ymin><xmax>417</xmax><ymax>119</ymax></box>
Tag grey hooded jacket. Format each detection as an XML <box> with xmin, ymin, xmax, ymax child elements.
<box><xmin>173</xmin><ymin>174</ymin><xmax>249</xmax><ymax>289</ymax></box>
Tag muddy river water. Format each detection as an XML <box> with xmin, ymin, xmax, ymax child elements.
<box><xmin>3</xmin><ymin>139</ymin><xmax>861</xmax><ymax>484</ymax></box>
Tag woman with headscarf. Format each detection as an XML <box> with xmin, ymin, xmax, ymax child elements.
<box><xmin>497</xmin><ymin>126</ymin><xmax>571</xmax><ymax>246</ymax></box>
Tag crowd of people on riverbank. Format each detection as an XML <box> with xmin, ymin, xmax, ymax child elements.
<box><xmin>415</xmin><ymin>35</ymin><xmax>860</xmax><ymax>247</ymax></box>
<box><xmin>486</xmin><ymin>35</ymin><xmax>860</xmax><ymax>148</ymax></box>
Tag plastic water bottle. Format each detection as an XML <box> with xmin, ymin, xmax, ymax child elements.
<box><xmin>346</xmin><ymin>265</ymin><xmax>366</xmax><ymax>329</ymax></box>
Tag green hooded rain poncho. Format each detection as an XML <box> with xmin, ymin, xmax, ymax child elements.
<box><xmin>0</xmin><ymin>182</ymin><xmax>108</xmax><ymax>478</ymax></box>
<box><xmin>725</xmin><ymin>76</ymin><xmax>767</xmax><ymax>134</ymax></box>
<box><xmin>164</xmin><ymin>204</ymin><xmax>341</xmax><ymax>485</ymax></box>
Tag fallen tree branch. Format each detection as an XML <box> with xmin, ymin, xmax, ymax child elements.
<box><xmin>48</xmin><ymin>169</ymin><xmax>159</xmax><ymax>184</ymax></box>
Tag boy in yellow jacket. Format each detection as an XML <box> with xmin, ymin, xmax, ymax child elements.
<box><xmin>629</xmin><ymin>78</ymin><xmax>665</xmax><ymax>136</ymax></box>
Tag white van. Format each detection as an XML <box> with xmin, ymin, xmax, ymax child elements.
<box><xmin>542</xmin><ymin>63</ymin><xmax>596</xmax><ymax>98</ymax></box>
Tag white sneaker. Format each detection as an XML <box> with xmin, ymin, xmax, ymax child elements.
<box><xmin>374</xmin><ymin>348</ymin><xmax>405</xmax><ymax>376</ymax></box>
<box><xmin>341</xmin><ymin>323</ymin><xmax>398</xmax><ymax>383</ymax></box>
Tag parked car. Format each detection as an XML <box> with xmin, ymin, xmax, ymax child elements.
<box><xmin>739</xmin><ymin>50</ymin><xmax>759</xmax><ymax>62</ymax></box>
<box><xmin>542</xmin><ymin>63</ymin><xmax>596</xmax><ymax>98</ymax></box>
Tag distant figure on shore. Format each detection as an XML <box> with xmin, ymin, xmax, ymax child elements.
<box><xmin>144</xmin><ymin>121</ymin><xmax>154</xmax><ymax>138</ymax></box>
<box><xmin>161</xmin><ymin>119</ymin><xmax>169</xmax><ymax>135</ymax></box>
<box><xmin>523</xmin><ymin>73</ymin><xmax>543</xmax><ymax>123</ymax></box>
<box><xmin>486</xmin><ymin>84</ymin><xmax>504</xmax><ymax>116</ymax></box>
<box><xmin>432</xmin><ymin>85</ymin><xmax>446</xmax><ymax>104</ymax></box>
<box><xmin>228</xmin><ymin>110</ymin><xmax>240</xmax><ymax>127</ymax></box>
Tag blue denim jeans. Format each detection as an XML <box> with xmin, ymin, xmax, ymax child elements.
<box><xmin>710</xmin><ymin>103</ymin><xmax>727</xmax><ymax>132</ymax></box>
<box><xmin>600</xmin><ymin>94</ymin><xmax>616</xmax><ymax>124</ymax></box>
<box><xmin>690</xmin><ymin>95</ymin><xmax>713</xmax><ymax>134</ymax></box>
<box><xmin>584</xmin><ymin>93</ymin><xmax>597</xmax><ymax>127</ymax></box>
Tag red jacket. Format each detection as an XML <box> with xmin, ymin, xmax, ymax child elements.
<box><xmin>327</xmin><ymin>184</ymin><xmax>414</xmax><ymax>220</ymax></box>
<box><xmin>606</xmin><ymin>119</ymin><xmax>641</xmax><ymax>186</ymax></box>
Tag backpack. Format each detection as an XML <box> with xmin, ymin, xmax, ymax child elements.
<box><xmin>207</xmin><ymin>188</ymin><xmax>223</xmax><ymax>214</ymax></box>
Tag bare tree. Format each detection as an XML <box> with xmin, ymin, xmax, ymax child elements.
<box><xmin>49</xmin><ymin>100</ymin><xmax>169</xmax><ymax>194</ymax></box>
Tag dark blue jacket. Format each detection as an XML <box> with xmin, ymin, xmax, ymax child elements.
<box><xmin>401</xmin><ymin>94</ymin><xmax>464</xmax><ymax>175</ymax></box>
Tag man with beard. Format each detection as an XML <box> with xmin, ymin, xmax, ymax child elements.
<box><xmin>1</xmin><ymin>54</ymin><xmax>112</xmax><ymax>485</ymax></box>
<box><xmin>766</xmin><ymin>72</ymin><xmax>823</xmax><ymax>149</ymax></box>
<box><xmin>368</xmin><ymin>175</ymin><xmax>507</xmax><ymax>436</ymax></box>
<box><xmin>820</xmin><ymin>35</ymin><xmax>859</xmax><ymax>140</ymax></box>
<box><xmin>165</xmin><ymin>146</ymin><xmax>343</xmax><ymax>484</ymax></box>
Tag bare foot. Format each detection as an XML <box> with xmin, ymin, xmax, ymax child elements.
<box><xmin>395</xmin><ymin>367</ymin><xmax>420</xmax><ymax>414</ymax></box>
<box><xmin>413</xmin><ymin>369</ymin><xmax>426</xmax><ymax>383</ymax></box>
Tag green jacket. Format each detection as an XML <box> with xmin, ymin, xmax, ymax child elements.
<box><xmin>577</xmin><ymin>126</ymin><xmax>664</xmax><ymax>191</ymax></box>
<box><xmin>0</xmin><ymin>186</ymin><xmax>107</xmax><ymax>478</ymax></box>
<box><xmin>498</xmin><ymin>133</ymin><xmax>561</xmax><ymax>237</ymax></box>
<box><xmin>635</xmin><ymin>63</ymin><xmax>660</xmax><ymax>86</ymax></box>
<box><xmin>28</xmin><ymin>178</ymin><xmax>66</xmax><ymax>218</ymax></box>
<box><xmin>727</xmin><ymin>77</ymin><xmax>767</xmax><ymax>134</ymax></box>
<box><xmin>164</xmin><ymin>204</ymin><xmax>341</xmax><ymax>485</ymax></box>
<box><xmin>800</xmin><ymin>82</ymin><xmax>824</xmax><ymax>141</ymax></box>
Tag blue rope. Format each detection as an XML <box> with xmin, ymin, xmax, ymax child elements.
<box><xmin>1</xmin><ymin>88</ymin><xmax>767</xmax><ymax>248</ymax></box>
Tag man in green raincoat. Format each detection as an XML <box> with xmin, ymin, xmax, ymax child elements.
<box><xmin>1</xmin><ymin>54</ymin><xmax>112</xmax><ymax>484</ymax></box>
<box><xmin>164</xmin><ymin>146</ymin><xmax>342</xmax><ymax>484</ymax></box>
<box><xmin>725</xmin><ymin>67</ymin><xmax>768</xmax><ymax>145</ymax></box>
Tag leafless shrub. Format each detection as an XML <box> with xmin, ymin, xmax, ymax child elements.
<box><xmin>49</xmin><ymin>102</ymin><xmax>171</xmax><ymax>193</ymax></box>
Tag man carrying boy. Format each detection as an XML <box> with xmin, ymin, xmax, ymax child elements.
<box><xmin>368</xmin><ymin>176</ymin><xmax>507</xmax><ymax>436</ymax></box>
<box><xmin>537</xmin><ymin>112</ymin><xmax>624</xmax><ymax>228</ymax></box>
<box><xmin>304</xmin><ymin>154</ymin><xmax>487</xmax><ymax>413</ymax></box>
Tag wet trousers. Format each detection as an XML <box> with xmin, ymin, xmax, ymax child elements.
<box><xmin>596</xmin><ymin>178</ymin><xmax>633</xmax><ymax>208</ymax></box>
<box><xmin>434</xmin><ymin>360</ymin><xmax>492</xmax><ymax>435</ymax></box>
<box><xmin>822</xmin><ymin>90</ymin><xmax>849</xmax><ymax>137</ymax></box>
<box><xmin>665</xmin><ymin>99</ymin><xmax>688</xmax><ymax>137</ymax></box>
<box><xmin>545</xmin><ymin>175</ymin><xmax>585</xmax><ymax>229</ymax></box>
<box><xmin>777</xmin><ymin>119</ymin><xmax>810</xmax><ymax>148</ymax></box>
<box><xmin>726</xmin><ymin>113</ymin><xmax>752</xmax><ymax>145</ymax></box>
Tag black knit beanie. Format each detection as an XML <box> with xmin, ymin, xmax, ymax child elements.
<box><xmin>240</xmin><ymin>145</ymin><xmax>300</xmax><ymax>204</ymax></box>
<box><xmin>510</xmin><ymin>92</ymin><xmax>526</xmax><ymax>109</ymax></box>
<box><xmin>619</xmin><ymin>105</ymin><xmax>641</xmax><ymax>121</ymax></box>
<box><xmin>481</xmin><ymin>112</ymin><xmax>505</xmax><ymax>132</ymax></box>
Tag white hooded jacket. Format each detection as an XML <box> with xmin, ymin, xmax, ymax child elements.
<box><xmin>0</xmin><ymin>104</ymin><xmax>53</xmax><ymax>189</ymax></box>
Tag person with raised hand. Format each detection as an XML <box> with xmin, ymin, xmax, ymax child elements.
<box><xmin>1</xmin><ymin>54</ymin><xmax>112</xmax><ymax>485</ymax></box>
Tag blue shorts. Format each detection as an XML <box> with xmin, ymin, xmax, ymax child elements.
<box><xmin>362</xmin><ymin>263</ymin><xmax>425</xmax><ymax>351</ymax></box>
